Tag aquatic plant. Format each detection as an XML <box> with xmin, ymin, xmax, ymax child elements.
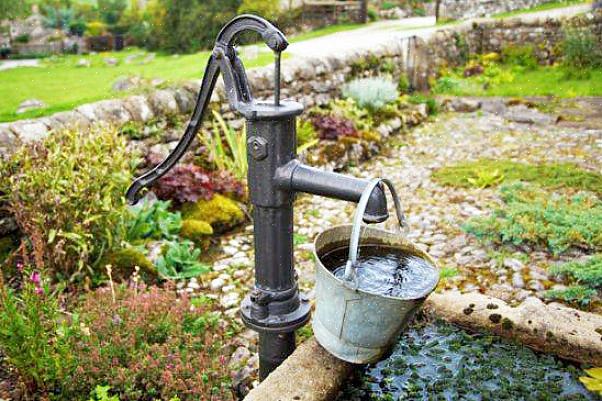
<box><xmin>338</xmin><ymin>320</ymin><xmax>594</xmax><ymax>401</ymax></box>
<box><xmin>342</xmin><ymin>77</ymin><xmax>399</xmax><ymax>111</ymax></box>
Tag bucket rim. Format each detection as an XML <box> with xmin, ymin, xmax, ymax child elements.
<box><xmin>313</xmin><ymin>224</ymin><xmax>440</xmax><ymax>302</ymax></box>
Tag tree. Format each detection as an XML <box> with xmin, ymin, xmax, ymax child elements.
<box><xmin>0</xmin><ymin>0</ymin><xmax>27</xmax><ymax>22</ymax></box>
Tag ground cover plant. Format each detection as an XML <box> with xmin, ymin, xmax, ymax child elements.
<box><xmin>338</xmin><ymin>319</ymin><xmax>595</xmax><ymax>401</ymax></box>
<box><xmin>546</xmin><ymin>255</ymin><xmax>602</xmax><ymax>307</ymax></box>
<box><xmin>463</xmin><ymin>183</ymin><xmax>602</xmax><ymax>255</ymax></box>
<box><xmin>433</xmin><ymin>159</ymin><xmax>602</xmax><ymax>195</ymax></box>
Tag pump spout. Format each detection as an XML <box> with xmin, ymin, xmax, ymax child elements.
<box><xmin>276</xmin><ymin>161</ymin><xmax>389</xmax><ymax>224</ymax></box>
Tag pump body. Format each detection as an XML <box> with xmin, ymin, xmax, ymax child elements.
<box><xmin>126</xmin><ymin>14</ymin><xmax>389</xmax><ymax>380</ymax></box>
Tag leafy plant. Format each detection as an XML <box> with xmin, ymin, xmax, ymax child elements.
<box><xmin>562</xmin><ymin>29</ymin><xmax>602</xmax><ymax>70</ymax></box>
<box><xmin>549</xmin><ymin>255</ymin><xmax>602</xmax><ymax>290</ymax></box>
<box><xmin>296</xmin><ymin>118</ymin><xmax>318</xmax><ymax>147</ymax></box>
<box><xmin>342</xmin><ymin>77</ymin><xmax>399</xmax><ymax>111</ymax></box>
<box><xmin>311</xmin><ymin>115</ymin><xmax>358</xmax><ymax>140</ymax></box>
<box><xmin>463</xmin><ymin>183</ymin><xmax>602</xmax><ymax>255</ymax></box>
<box><xmin>323</xmin><ymin>98</ymin><xmax>374</xmax><ymax>132</ymax></box>
<box><xmin>152</xmin><ymin>162</ymin><xmax>245</xmax><ymax>205</ymax></box>
<box><xmin>0</xmin><ymin>268</ymin><xmax>79</xmax><ymax>398</ymax></box>
<box><xmin>501</xmin><ymin>44</ymin><xmax>538</xmax><ymax>70</ymax></box>
<box><xmin>0</xmin><ymin>127</ymin><xmax>134</xmax><ymax>280</ymax></box>
<box><xmin>126</xmin><ymin>199</ymin><xmax>182</xmax><ymax>242</ymax></box>
<box><xmin>89</xmin><ymin>386</ymin><xmax>120</xmax><ymax>401</ymax></box>
<box><xmin>199</xmin><ymin>111</ymin><xmax>247</xmax><ymax>181</ymax></box>
<box><xmin>580</xmin><ymin>368</ymin><xmax>602</xmax><ymax>395</ymax></box>
<box><xmin>238</xmin><ymin>0</ymin><xmax>279</xmax><ymax>18</ymax></box>
<box><xmin>156</xmin><ymin>240</ymin><xmax>210</xmax><ymax>280</ymax></box>
<box><xmin>466</xmin><ymin>169</ymin><xmax>504</xmax><ymax>189</ymax></box>
<box><xmin>543</xmin><ymin>285</ymin><xmax>597</xmax><ymax>308</ymax></box>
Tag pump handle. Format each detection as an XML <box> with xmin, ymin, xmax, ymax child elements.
<box><xmin>126</xmin><ymin>15</ymin><xmax>287</xmax><ymax>204</ymax></box>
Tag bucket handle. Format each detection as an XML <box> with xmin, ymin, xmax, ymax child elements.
<box><xmin>343</xmin><ymin>179</ymin><xmax>407</xmax><ymax>284</ymax></box>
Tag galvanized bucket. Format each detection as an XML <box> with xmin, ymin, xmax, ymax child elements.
<box><xmin>312</xmin><ymin>179</ymin><xmax>439</xmax><ymax>364</ymax></box>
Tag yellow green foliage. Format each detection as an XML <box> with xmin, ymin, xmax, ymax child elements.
<box><xmin>99</xmin><ymin>248</ymin><xmax>156</xmax><ymax>282</ymax></box>
<box><xmin>180</xmin><ymin>219</ymin><xmax>213</xmax><ymax>242</ymax></box>
<box><xmin>580</xmin><ymin>368</ymin><xmax>602</xmax><ymax>395</ymax></box>
<box><xmin>182</xmin><ymin>194</ymin><xmax>244</xmax><ymax>233</ymax></box>
<box><xmin>433</xmin><ymin>160</ymin><xmax>602</xmax><ymax>195</ymax></box>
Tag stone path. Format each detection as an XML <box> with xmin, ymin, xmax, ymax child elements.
<box><xmin>286</xmin><ymin>4</ymin><xmax>592</xmax><ymax>59</ymax></box>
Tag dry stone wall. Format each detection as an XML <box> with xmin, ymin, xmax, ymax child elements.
<box><xmin>438</xmin><ymin>0</ymin><xmax>558</xmax><ymax>20</ymax></box>
<box><xmin>1</xmin><ymin>10</ymin><xmax>601</xmax><ymax>163</ymax></box>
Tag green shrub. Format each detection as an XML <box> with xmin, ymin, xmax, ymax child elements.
<box><xmin>398</xmin><ymin>73</ymin><xmax>410</xmax><ymax>93</ymax></box>
<box><xmin>342</xmin><ymin>77</ymin><xmax>399</xmax><ymax>111</ymax></box>
<box><xmin>238</xmin><ymin>0</ymin><xmax>279</xmax><ymax>19</ymax></box>
<box><xmin>0</xmin><ymin>268</ymin><xmax>78</xmax><ymax>398</ymax></box>
<box><xmin>562</xmin><ymin>29</ymin><xmax>602</xmax><ymax>70</ymax></box>
<box><xmin>463</xmin><ymin>183</ymin><xmax>602</xmax><ymax>255</ymax></box>
<box><xmin>433</xmin><ymin>160</ymin><xmax>602</xmax><ymax>195</ymax></box>
<box><xmin>200</xmin><ymin>111</ymin><xmax>247</xmax><ymax>181</ymax></box>
<box><xmin>501</xmin><ymin>44</ymin><xmax>538</xmax><ymax>69</ymax></box>
<box><xmin>543</xmin><ymin>285</ymin><xmax>597</xmax><ymax>308</ymax></box>
<box><xmin>433</xmin><ymin>76</ymin><xmax>461</xmax><ymax>93</ymax></box>
<box><xmin>322</xmin><ymin>98</ymin><xmax>374</xmax><ymax>132</ymax></box>
<box><xmin>296</xmin><ymin>119</ymin><xmax>318</xmax><ymax>147</ymax></box>
<box><xmin>156</xmin><ymin>240</ymin><xmax>210</xmax><ymax>280</ymax></box>
<box><xmin>0</xmin><ymin>127</ymin><xmax>134</xmax><ymax>281</ymax></box>
<box><xmin>88</xmin><ymin>386</ymin><xmax>120</xmax><ymax>401</ymax></box>
<box><xmin>70</xmin><ymin>285</ymin><xmax>235</xmax><ymax>400</ymax></box>
<box><xmin>549</xmin><ymin>255</ymin><xmax>602</xmax><ymax>290</ymax></box>
<box><xmin>86</xmin><ymin>20</ymin><xmax>107</xmax><ymax>36</ymax></box>
<box><xmin>126</xmin><ymin>200</ymin><xmax>182</xmax><ymax>242</ymax></box>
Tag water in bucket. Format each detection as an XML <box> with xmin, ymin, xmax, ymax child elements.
<box><xmin>321</xmin><ymin>245</ymin><xmax>439</xmax><ymax>299</ymax></box>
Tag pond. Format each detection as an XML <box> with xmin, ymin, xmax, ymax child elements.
<box><xmin>337</xmin><ymin>320</ymin><xmax>599</xmax><ymax>401</ymax></box>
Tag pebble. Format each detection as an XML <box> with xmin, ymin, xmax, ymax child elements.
<box><xmin>210</xmin><ymin>277</ymin><xmax>226</xmax><ymax>291</ymax></box>
<box><xmin>221</xmin><ymin>292</ymin><xmax>240</xmax><ymax>309</ymax></box>
<box><xmin>503</xmin><ymin>258</ymin><xmax>524</xmax><ymax>272</ymax></box>
<box><xmin>512</xmin><ymin>272</ymin><xmax>525</xmax><ymax>289</ymax></box>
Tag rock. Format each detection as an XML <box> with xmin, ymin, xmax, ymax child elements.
<box><xmin>210</xmin><ymin>277</ymin><xmax>226</xmax><ymax>291</ymax></box>
<box><xmin>151</xmin><ymin>78</ymin><xmax>165</xmax><ymax>87</ymax></box>
<box><xmin>149</xmin><ymin>142</ymin><xmax>177</xmax><ymax>161</ymax></box>
<box><xmin>481</xmin><ymin>99</ymin><xmax>507</xmax><ymax>115</ymax></box>
<box><xmin>76</xmin><ymin>58</ymin><xmax>91</xmax><ymax>68</ymax></box>
<box><xmin>229</xmin><ymin>346</ymin><xmax>251</xmax><ymax>369</ymax></box>
<box><xmin>16</xmin><ymin>98</ymin><xmax>46</xmax><ymax>114</ymax></box>
<box><xmin>92</xmin><ymin>99</ymin><xmax>132</xmax><ymax>125</ymax></box>
<box><xmin>112</xmin><ymin>75</ymin><xmax>143</xmax><ymax>92</ymax></box>
<box><xmin>511</xmin><ymin>272</ymin><xmax>525</xmax><ymax>289</ymax></box>
<box><xmin>104</xmin><ymin>57</ymin><xmax>118</xmax><ymax>66</ymax></box>
<box><xmin>450</xmin><ymin>98</ymin><xmax>481</xmax><ymax>113</ymax></box>
<box><xmin>148</xmin><ymin>89</ymin><xmax>178</xmax><ymax>115</ymax></box>
<box><xmin>504</xmin><ymin>106</ymin><xmax>554</xmax><ymax>125</ymax></box>
<box><xmin>182</xmin><ymin>194</ymin><xmax>245</xmax><ymax>234</ymax></box>
<box><xmin>503</xmin><ymin>258</ymin><xmax>524</xmax><ymax>272</ymax></box>
<box><xmin>123</xmin><ymin>95</ymin><xmax>155</xmax><ymax>123</ymax></box>
<box><xmin>221</xmin><ymin>292</ymin><xmax>240</xmax><ymax>309</ymax></box>
<box><xmin>9</xmin><ymin>120</ymin><xmax>49</xmax><ymax>143</ymax></box>
<box><xmin>0</xmin><ymin>124</ymin><xmax>18</xmax><ymax>157</ymax></box>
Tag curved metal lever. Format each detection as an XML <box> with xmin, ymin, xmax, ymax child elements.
<box><xmin>126</xmin><ymin>15</ymin><xmax>287</xmax><ymax>204</ymax></box>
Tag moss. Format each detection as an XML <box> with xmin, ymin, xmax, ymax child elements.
<box><xmin>99</xmin><ymin>248</ymin><xmax>157</xmax><ymax>282</ymax></box>
<box><xmin>182</xmin><ymin>194</ymin><xmax>245</xmax><ymax>234</ymax></box>
<box><xmin>180</xmin><ymin>219</ymin><xmax>213</xmax><ymax>239</ymax></box>
<box><xmin>433</xmin><ymin>160</ymin><xmax>602</xmax><ymax>195</ymax></box>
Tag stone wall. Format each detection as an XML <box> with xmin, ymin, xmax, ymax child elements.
<box><xmin>439</xmin><ymin>0</ymin><xmax>557</xmax><ymax>20</ymax></box>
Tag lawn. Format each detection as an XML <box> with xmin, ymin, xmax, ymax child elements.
<box><xmin>435</xmin><ymin>65</ymin><xmax>602</xmax><ymax>98</ymax></box>
<box><xmin>494</xmin><ymin>0</ymin><xmax>591</xmax><ymax>18</ymax></box>
<box><xmin>0</xmin><ymin>48</ymin><xmax>277</xmax><ymax>122</ymax></box>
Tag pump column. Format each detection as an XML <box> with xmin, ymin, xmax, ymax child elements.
<box><xmin>239</xmin><ymin>102</ymin><xmax>310</xmax><ymax>380</ymax></box>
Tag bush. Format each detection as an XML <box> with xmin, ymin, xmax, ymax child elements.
<box><xmin>68</xmin><ymin>285</ymin><xmax>235</xmax><ymax>401</ymax></box>
<box><xmin>562</xmin><ymin>29</ymin><xmax>602</xmax><ymax>70</ymax></box>
<box><xmin>311</xmin><ymin>115</ymin><xmax>358</xmax><ymax>140</ymax></box>
<box><xmin>342</xmin><ymin>77</ymin><xmax>399</xmax><ymax>111</ymax></box>
<box><xmin>0</xmin><ymin>268</ymin><xmax>78</xmax><ymax>398</ymax></box>
<box><xmin>0</xmin><ymin>127</ymin><xmax>134</xmax><ymax>281</ymax></box>
<box><xmin>463</xmin><ymin>183</ymin><xmax>602</xmax><ymax>255</ymax></box>
<box><xmin>501</xmin><ymin>44</ymin><xmax>538</xmax><ymax>69</ymax></box>
<box><xmin>86</xmin><ymin>21</ymin><xmax>108</xmax><ymax>36</ymax></box>
<box><xmin>296</xmin><ymin>119</ymin><xmax>318</xmax><ymax>148</ymax></box>
<box><xmin>238</xmin><ymin>0</ymin><xmax>279</xmax><ymax>19</ymax></box>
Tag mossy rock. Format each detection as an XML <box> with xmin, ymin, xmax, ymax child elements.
<box><xmin>99</xmin><ymin>248</ymin><xmax>157</xmax><ymax>283</ymax></box>
<box><xmin>182</xmin><ymin>194</ymin><xmax>245</xmax><ymax>233</ymax></box>
<box><xmin>180</xmin><ymin>219</ymin><xmax>214</xmax><ymax>249</ymax></box>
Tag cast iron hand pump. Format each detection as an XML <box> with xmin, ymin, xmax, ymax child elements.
<box><xmin>126</xmin><ymin>14</ymin><xmax>389</xmax><ymax>380</ymax></box>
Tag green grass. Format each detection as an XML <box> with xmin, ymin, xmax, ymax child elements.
<box><xmin>0</xmin><ymin>47</ymin><xmax>276</xmax><ymax>122</ymax></box>
<box><xmin>435</xmin><ymin>65</ymin><xmax>602</xmax><ymax>98</ymax></box>
<box><xmin>288</xmin><ymin>23</ymin><xmax>363</xmax><ymax>43</ymax></box>
<box><xmin>494</xmin><ymin>0</ymin><xmax>590</xmax><ymax>18</ymax></box>
<box><xmin>433</xmin><ymin>160</ymin><xmax>602</xmax><ymax>195</ymax></box>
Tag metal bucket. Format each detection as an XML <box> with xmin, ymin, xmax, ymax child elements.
<box><xmin>312</xmin><ymin>179</ymin><xmax>439</xmax><ymax>364</ymax></box>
